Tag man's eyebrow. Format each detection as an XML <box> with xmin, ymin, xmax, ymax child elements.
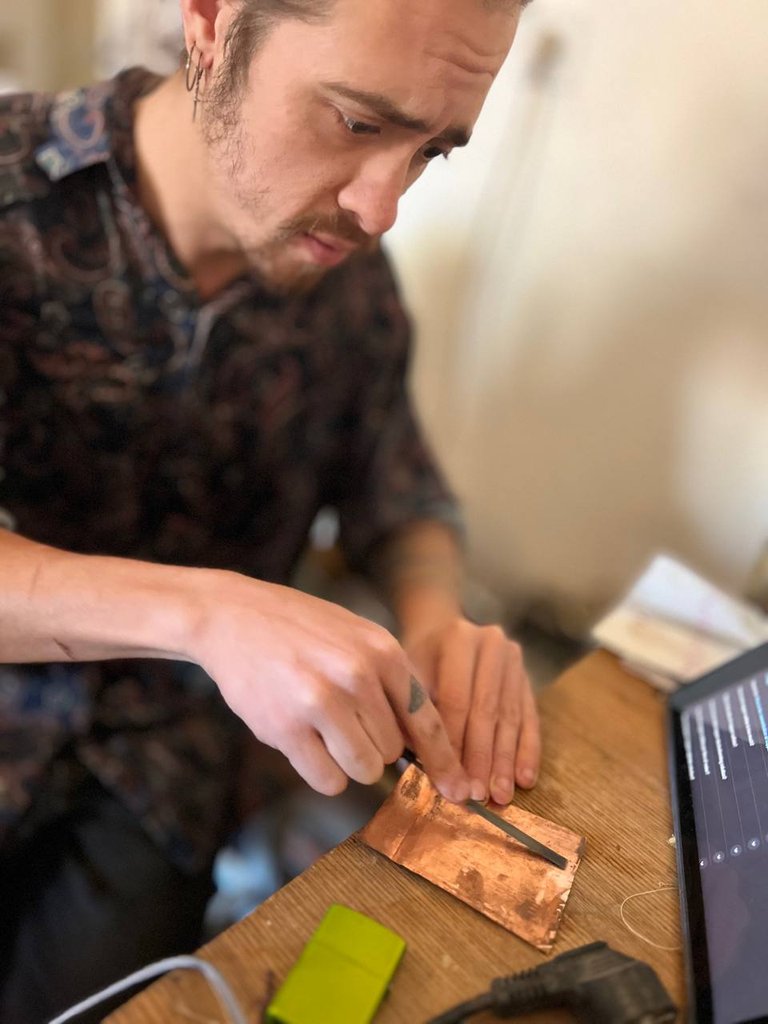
<box><xmin>323</xmin><ymin>82</ymin><xmax>471</xmax><ymax>148</ymax></box>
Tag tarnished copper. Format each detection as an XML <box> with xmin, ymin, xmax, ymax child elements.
<box><xmin>359</xmin><ymin>766</ymin><xmax>585</xmax><ymax>952</ymax></box>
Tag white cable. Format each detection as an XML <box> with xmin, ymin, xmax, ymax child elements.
<box><xmin>47</xmin><ymin>954</ymin><xmax>249</xmax><ymax>1024</ymax></box>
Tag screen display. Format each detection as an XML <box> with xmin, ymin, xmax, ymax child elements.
<box><xmin>681</xmin><ymin>665</ymin><xmax>768</xmax><ymax>1023</ymax></box>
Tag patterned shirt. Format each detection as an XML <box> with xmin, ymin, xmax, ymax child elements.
<box><xmin>0</xmin><ymin>68</ymin><xmax>462</xmax><ymax>871</ymax></box>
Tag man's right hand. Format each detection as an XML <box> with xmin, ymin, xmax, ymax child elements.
<box><xmin>188</xmin><ymin>570</ymin><xmax>471</xmax><ymax>801</ymax></box>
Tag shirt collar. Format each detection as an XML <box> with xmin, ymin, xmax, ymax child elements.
<box><xmin>34</xmin><ymin>67</ymin><xmax>162</xmax><ymax>184</ymax></box>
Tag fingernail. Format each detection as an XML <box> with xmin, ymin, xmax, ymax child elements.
<box><xmin>519</xmin><ymin>767</ymin><xmax>537</xmax><ymax>788</ymax></box>
<box><xmin>470</xmin><ymin>780</ymin><xmax>487</xmax><ymax>802</ymax></box>
<box><xmin>491</xmin><ymin>777</ymin><xmax>514</xmax><ymax>804</ymax></box>
<box><xmin>439</xmin><ymin>778</ymin><xmax>470</xmax><ymax>803</ymax></box>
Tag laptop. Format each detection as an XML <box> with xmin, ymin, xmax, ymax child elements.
<box><xmin>668</xmin><ymin>642</ymin><xmax>768</xmax><ymax>1023</ymax></box>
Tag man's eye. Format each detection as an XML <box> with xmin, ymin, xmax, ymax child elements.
<box><xmin>340</xmin><ymin>113</ymin><xmax>379</xmax><ymax>136</ymax></box>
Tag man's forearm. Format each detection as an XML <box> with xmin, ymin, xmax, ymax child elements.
<box><xmin>0</xmin><ymin>528</ymin><xmax>199</xmax><ymax>664</ymax></box>
<box><xmin>374</xmin><ymin>521</ymin><xmax>465</xmax><ymax>639</ymax></box>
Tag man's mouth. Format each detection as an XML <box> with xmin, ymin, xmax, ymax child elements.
<box><xmin>297</xmin><ymin>231</ymin><xmax>359</xmax><ymax>267</ymax></box>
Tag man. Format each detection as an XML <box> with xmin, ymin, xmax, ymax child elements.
<box><xmin>0</xmin><ymin>0</ymin><xmax>539</xmax><ymax>1019</ymax></box>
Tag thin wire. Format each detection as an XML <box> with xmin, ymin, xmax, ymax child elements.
<box><xmin>47</xmin><ymin>954</ymin><xmax>249</xmax><ymax>1024</ymax></box>
<box><xmin>619</xmin><ymin>885</ymin><xmax>682</xmax><ymax>952</ymax></box>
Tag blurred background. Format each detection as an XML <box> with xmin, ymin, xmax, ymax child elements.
<box><xmin>2</xmin><ymin>0</ymin><xmax>767</xmax><ymax>924</ymax></box>
<box><xmin>2</xmin><ymin>0</ymin><xmax>766</xmax><ymax>636</ymax></box>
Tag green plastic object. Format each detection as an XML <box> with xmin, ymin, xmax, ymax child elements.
<box><xmin>265</xmin><ymin>904</ymin><xmax>406</xmax><ymax>1024</ymax></box>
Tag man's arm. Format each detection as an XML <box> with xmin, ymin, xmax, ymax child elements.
<box><xmin>374</xmin><ymin>520</ymin><xmax>541</xmax><ymax>806</ymax></box>
<box><xmin>0</xmin><ymin>528</ymin><xmax>470</xmax><ymax>802</ymax></box>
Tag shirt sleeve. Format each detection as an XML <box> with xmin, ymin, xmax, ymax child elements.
<box><xmin>333</xmin><ymin>250</ymin><xmax>465</xmax><ymax>573</ymax></box>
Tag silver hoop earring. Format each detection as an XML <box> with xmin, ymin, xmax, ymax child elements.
<box><xmin>185</xmin><ymin>43</ymin><xmax>205</xmax><ymax>122</ymax></box>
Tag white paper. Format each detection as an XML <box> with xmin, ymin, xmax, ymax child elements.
<box><xmin>591</xmin><ymin>554</ymin><xmax>768</xmax><ymax>690</ymax></box>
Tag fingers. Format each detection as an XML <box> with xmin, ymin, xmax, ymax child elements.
<box><xmin>292</xmin><ymin>668</ymin><xmax>467</xmax><ymax>802</ymax></box>
<box><xmin>431</xmin><ymin>625</ymin><xmax>477</xmax><ymax>759</ymax></box>
<box><xmin>387</xmin><ymin>672</ymin><xmax>470</xmax><ymax>803</ymax></box>
<box><xmin>316</xmin><ymin>692</ymin><xmax>404</xmax><ymax>785</ymax></box>
<box><xmin>488</xmin><ymin>642</ymin><xmax>523</xmax><ymax>804</ymax></box>
<box><xmin>278</xmin><ymin>631</ymin><xmax>537</xmax><ymax>810</ymax></box>
<box><xmin>489</xmin><ymin>644</ymin><xmax>538</xmax><ymax>805</ymax></box>
<box><xmin>284</xmin><ymin>621</ymin><xmax>540</xmax><ymax>810</ymax></box>
<box><xmin>284</xmin><ymin>698</ymin><xmax>402</xmax><ymax>795</ymax></box>
<box><xmin>322</xmin><ymin>715</ymin><xmax>386</xmax><ymax>787</ymax></box>
<box><xmin>334</xmin><ymin>628</ymin><xmax>470</xmax><ymax>802</ymax></box>
<box><xmin>304</xmin><ymin>675</ymin><xmax>401</xmax><ymax>786</ymax></box>
<box><xmin>358</xmin><ymin>699</ymin><xmax>406</xmax><ymax>766</ymax></box>
<box><xmin>461</xmin><ymin>626</ymin><xmax>508</xmax><ymax>802</ymax></box>
<box><xmin>284</xmin><ymin>728</ymin><xmax>349</xmax><ymax>796</ymax></box>
<box><xmin>514</xmin><ymin>678</ymin><xmax>541</xmax><ymax>789</ymax></box>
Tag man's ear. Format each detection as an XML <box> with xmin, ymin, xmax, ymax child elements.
<box><xmin>179</xmin><ymin>0</ymin><xmax>228</xmax><ymax>66</ymax></box>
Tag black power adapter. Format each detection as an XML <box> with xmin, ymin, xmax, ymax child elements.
<box><xmin>426</xmin><ymin>941</ymin><xmax>677</xmax><ymax>1024</ymax></box>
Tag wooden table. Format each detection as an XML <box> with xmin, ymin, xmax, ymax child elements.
<box><xmin>108</xmin><ymin>651</ymin><xmax>684</xmax><ymax>1023</ymax></box>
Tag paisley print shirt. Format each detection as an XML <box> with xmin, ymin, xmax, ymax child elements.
<box><xmin>0</xmin><ymin>68</ymin><xmax>461</xmax><ymax>871</ymax></box>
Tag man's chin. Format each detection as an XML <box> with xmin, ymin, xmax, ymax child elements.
<box><xmin>245</xmin><ymin>247</ymin><xmax>342</xmax><ymax>298</ymax></box>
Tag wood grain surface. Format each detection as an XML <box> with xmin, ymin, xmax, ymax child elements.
<box><xmin>107</xmin><ymin>651</ymin><xmax>684</xmax><ymax>1024</ymax></box>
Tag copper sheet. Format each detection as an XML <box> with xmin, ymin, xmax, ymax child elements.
<box><xmin>359</xmin><ymin>766</ymin><xmax>585</xmax><ymax>952</ymax></box>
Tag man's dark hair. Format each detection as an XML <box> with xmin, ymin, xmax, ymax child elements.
<box><xmin>222</xmin><ymin>1</ymin><xmax>335</xmax><ymax>98</ymax></box>
<box><xmin>221</xmin><ymin>0</ymin><xmax>528</xmax><ymax>92</ymax></box>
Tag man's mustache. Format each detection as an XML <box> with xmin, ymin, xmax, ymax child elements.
<box><xmin>280</xmin><ymin>213</ymin><xmax>372</xmax><ymax>249</ymax></box>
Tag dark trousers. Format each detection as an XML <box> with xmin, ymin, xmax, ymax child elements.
<box><xmin>0</xmin><ymin>777</ymin><xmax>214</xmax><ymax>1024</ymax></box>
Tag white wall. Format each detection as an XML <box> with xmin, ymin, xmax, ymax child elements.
<box><xmin>94</xmin><ymin>0</ymin><xmax>181</xmax><ymax>79</ymax></box>
<box><xmin>0</xmin><ymin>0</ymin><xmax>96</xmax><ymax>92</ymax></box>
<box><xmin>386</xmin><ymin>0</ymin><xmax>768</xmax><ymax>632</ymax></box>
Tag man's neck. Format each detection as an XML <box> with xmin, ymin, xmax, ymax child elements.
<box><xmin>133</xmin><ymin>72</ymin><xmax>248</xmax><ymax>300</ymax></box>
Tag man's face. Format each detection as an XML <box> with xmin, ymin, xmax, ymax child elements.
<box><xmin>201</xmin><ymin>0</ymin><xmax>519</xmax><ymax>293</ymax></box>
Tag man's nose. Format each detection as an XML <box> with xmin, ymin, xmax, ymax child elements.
<box><xmin>337</xmin><ymin>158</ymin><xmax>408</xmax><ymax>238</ymax></box>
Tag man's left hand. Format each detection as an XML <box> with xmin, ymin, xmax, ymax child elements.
<box><xmin>403</xmin><ymin>617</ymin><xmax>540</xmax><ymax>805</ymax></box>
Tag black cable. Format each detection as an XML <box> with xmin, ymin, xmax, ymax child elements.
<box><xmin>426</xmin><ymin>991</ymin><xmax>494</xmax><ymax>1024</ymax></box>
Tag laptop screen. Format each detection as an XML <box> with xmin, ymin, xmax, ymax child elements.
<box><xmin>669</xmin><ymin>643</ymin><xmax>768</xmax><ymax>1024</ymax></box>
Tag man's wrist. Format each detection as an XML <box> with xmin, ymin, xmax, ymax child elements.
<box><xmin>373</xmin><ymin>521</ymin><xmax>465</xmax><ymax>640</ymax></box>
<box><xmin>396</xmin><ymin>585</ymin><xmax>463</xmax><ymax>643</ymax></box>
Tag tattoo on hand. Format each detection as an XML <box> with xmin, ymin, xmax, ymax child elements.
<box><xmin>408</xmin><ymin>676</ymin><xmax>427</xmax><ymax>714</ymax></box>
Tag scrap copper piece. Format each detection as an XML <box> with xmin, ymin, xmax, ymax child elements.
<box><xmin>359</xmin><ymin>766</ymin><xmax>585</xmax><ymax>952</ymax></box>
